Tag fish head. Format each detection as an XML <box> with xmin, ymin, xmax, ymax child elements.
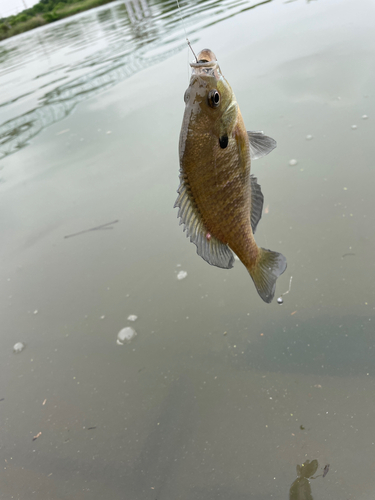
<box><xmin>182</xmin><ymin>49</ymin><xmax>237</xmax><ymax>136</ymax></box>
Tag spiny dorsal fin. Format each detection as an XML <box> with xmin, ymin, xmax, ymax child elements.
<box><xmin>248</xmin><ymin>131</ymin><xmax>277</xmax><ymax>160</ymax></box>
<box><xmin>250</xmin><ymin>175</ymin><xmax>264</xmax><ymax>234</ymax></box>
<box><xmin>174</xmin><ymin>174</ymin><xmax>234</xmax><ymax>269</ymax></box>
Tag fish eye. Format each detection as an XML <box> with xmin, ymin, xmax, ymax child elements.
<box><xmin>208</xmin><ymin>89</ymin><xmax>220</xmax><ymax>108</ymax></box>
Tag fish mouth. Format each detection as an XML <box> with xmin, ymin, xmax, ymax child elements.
<box><xmin>190</xmin><ymin>48</ymin><xmax>217</xmax><ymax>68</ymax></box>
<box><xmin>190</xmin><ymin>60</ymin><xmax>217</xmax><ymax>68</ymax></box>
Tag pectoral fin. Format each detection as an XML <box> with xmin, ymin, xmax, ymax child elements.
<box><xmin>247</xmin><ymin>131</ymin><xmax>277</xmax><ymax>160</ymax></box>
<box><xmin>174</xmin><ymin>174</ymin><xmax>234</xmax><ymax>269</ymax></box>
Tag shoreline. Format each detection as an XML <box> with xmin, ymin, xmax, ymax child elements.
<box><xmin>0</xmin><ymin>0</ymin><xmax>117</xmax><ymax>42</ymax></box>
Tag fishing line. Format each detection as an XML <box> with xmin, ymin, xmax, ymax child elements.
<box><xmin>175</xmin><ymin>0</ymin><xmax>198</xmax><ymax>63</ymax></box>
<box><xmin>277</xmin><ymin>276</ymin><xmax>292</xmax><ymax>304</ymax></box>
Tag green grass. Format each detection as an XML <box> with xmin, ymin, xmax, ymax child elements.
<box><xmin>0</xmin><ymin>0</ymin><xmax>117</xmax><ymax>41</ymax></box>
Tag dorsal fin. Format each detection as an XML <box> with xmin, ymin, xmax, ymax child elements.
<box><xmin>248</xmin><ymin>131</ymin><xmax>277</xmax><ymax>160</ymax></box>
<box><xmin>174</xmin><ymin>174</ymin><xmax>234</xmax><ymax>269</ymax></box>
<box><xmin>250</xmin><ymin>175</ymin><xmax>264</xmax><ymax>234</ymax></box>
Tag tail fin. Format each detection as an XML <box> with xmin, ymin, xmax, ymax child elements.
<box><xmin>249</xmin><ymin>248</ymin><xmax>287</xmax><ymax>303</ymax></box>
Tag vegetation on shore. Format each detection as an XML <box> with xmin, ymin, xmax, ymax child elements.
<box><xmin>0</xmin><ymin>0</ymin><xmax>117</xmax><ymax>41</ymax></box>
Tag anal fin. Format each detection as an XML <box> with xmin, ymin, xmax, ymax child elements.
<box><xmin>250</xmin><ymin>175</ymin><xmax>264</xmax><ymax>234</ymax></box>
<box><xmin>174</xmin><ymin>175</ymin><xmax>234</xmax><ymax>269</ymax></box>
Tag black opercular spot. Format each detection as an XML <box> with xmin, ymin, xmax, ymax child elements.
<box><xmin>219</xmin><ymin>135</ymin><xmax>228</xmax><ymax>149</ymax></box>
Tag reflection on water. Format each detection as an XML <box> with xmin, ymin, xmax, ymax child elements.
<box><xmin>0</xmin><ymin>0</ymin><xmax>275</xmax><ymax>161</ymax></box>
<box><xmin>289</xmin><ymin>460</ymin><xmax>318</xmax><ymax>500</ymax></box>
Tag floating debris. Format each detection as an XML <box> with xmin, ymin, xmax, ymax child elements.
<box><xmin>32</xmin><ymin>431</ymin><xmax>42</xmax><ymax>441</ymax></box>
<box><xmin>277</xmin><ymin>276</ymin><xmax>293</xmax><ymax>304</ymax></box>
<box><xmin>322</xmin><ymin>464</ymin><xmax>330</xmax><ymax>478</ymax></box>
<box><xmin>13</xmin><ymin>342</ymin><xmax>25</xmax><ymax>353</ymax></box>
<box><xmin>306</xmin><ymin>134</ymin><xmax>313</xmax><ymax>140</ymax></box>
<box><xmin>117</xmin><ymin>327</ymin><xmax>137</xmax><ymax>345</ymax></box>
<box><xmin>56</xmin><ymin>129</ymin><xmax>70</xmax><ymax>136</ymax></box>
<box><xmin>127</xmin><ymin>314</ymin><xmax>138</xmax><ymax>322</ymax></box>
<box><xmin>351</xmin><ymin>125</ymin><xmax>357</xmax><ymax>130</ymax></box>
<box><xmin>289</xmin><ymin>159</ymin><xmax>298</xmax><ymax>166</ymax></box>
<box><xmin>64</xmin><ymin>220</ymin><xmax>119</xmax><ymax>239</ymax></box>
<box><xmin>362</xmin><ymin>115</ymin><xmax>368</xmax><ymax>120</ymax></box>
<box><xmin>177</xmin><ymin>270</ymin><xmax>187</xmax><ymax>280</ymax></box>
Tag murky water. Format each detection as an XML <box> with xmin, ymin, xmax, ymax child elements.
<box><xmin>1</xmin><ymin>0</ymin><xmax>374</xmax><ymax>498</ymax></box>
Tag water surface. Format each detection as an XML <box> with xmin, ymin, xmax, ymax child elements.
<box><xmin>1</xmin><ymin>0</ymin><xmax>375</xmax><ymax>498</ymax></box>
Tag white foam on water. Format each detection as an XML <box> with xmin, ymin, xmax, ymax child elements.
<box><xmin>177</xmin><ymin>270</ymin><xmax>187</xmax><ymax>280</ymax></box>
<box><xmin>117</xmin><ymin>327</ymin><xmax>137</xmax><ymax>345</ymax></box>
<box><xmin>13</xmin><ymin>342</ymin><xmax>25</xmax><ymax>353</ymax></box>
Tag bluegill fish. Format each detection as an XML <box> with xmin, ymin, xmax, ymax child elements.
<box><xmin>174</xmin><ymin>49</ymin><xmax>286</xmax><ymax>303</ymax></box>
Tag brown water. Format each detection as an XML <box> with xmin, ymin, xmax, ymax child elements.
<box><xmin>1</xmin><ymin>0</ymin><xmax>375</xmax><ymax>498</ymax></box>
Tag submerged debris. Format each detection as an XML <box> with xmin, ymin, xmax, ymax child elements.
<box><xmin>289</xmin><ymin>159</ymin><xmax>298</xmax><ymax>166</ymax></box>
<box><xmin>127</xmin><ymin>314</ymin><xmax>138</xmax><ymax>322</ymax></box>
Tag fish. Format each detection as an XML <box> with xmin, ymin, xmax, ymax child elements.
<box><xmin>174</xmin><ymin>49</ymin><xmax>287</xmax><ymax>303</ymax></box>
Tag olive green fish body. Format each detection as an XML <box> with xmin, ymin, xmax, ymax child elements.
<box><xmin>175</xmin><ymin>49</ymin><xmax>286</xmax><ymax>303</ymax></box>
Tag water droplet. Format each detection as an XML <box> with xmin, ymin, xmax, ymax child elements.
<box><xmin>306</xmin><ymin>135</ymin><xmax>313</xmax><ymax>140</ymax></box>
<box><xmin>362</xmin><ymin>115</ymin><xmax>368</xmax><ymax>120</ymax></box>
<box><xmin>127</xmin><ymin>314</ymin><xmax>138</xmax><ymax>322</ymax></box>
<box><xmin>177</xmin><ymin>270</ymin><xmax>187</xmax><ymax>280</ymax></box>
<box><xmin>117</xmin><ymin>327</ymin><xmax>137</xmax><ymax>345</ymax></box>
<box><xmin>351</xmin><ymin>125</ymin><xmax>357</xmax><ymax>130</ymax></box>
<box><xmin>13</xmin><ymin>342</ymin><xmax>25</xmax><ymax>353</ymax></box>
<box><xmin>289</xmin><ymin>159</ymin><xmax>298</xmax><ymax>166</ymax></box>
<box><xmin>277</xmin><ymin>297</ymin><xmax>283</xmax><ymax>304</ymax></box>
